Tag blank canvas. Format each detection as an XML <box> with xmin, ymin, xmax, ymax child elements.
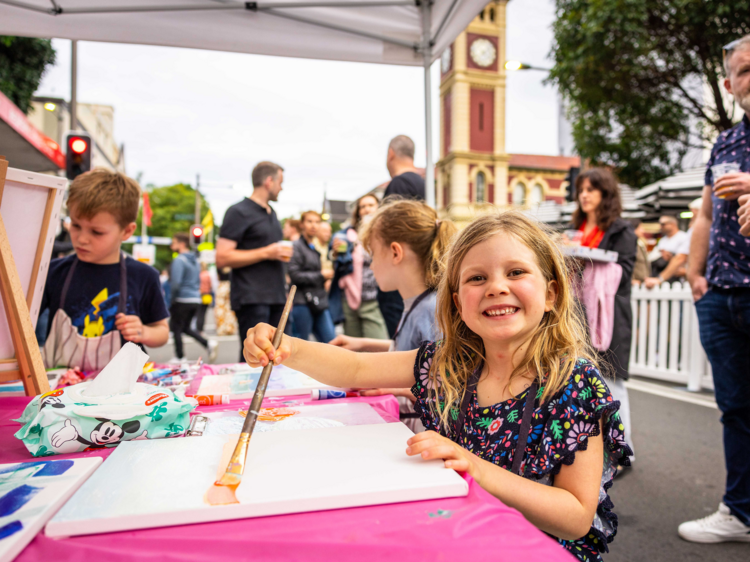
<box><xmin>0</xmin><ymin>458</ymin><xmax>102</xmax><ymax>562</ymax></box>
<box><xmin>46</xmin><ymin>423</ymin><xmax>468</xmax><ymax>538</ymax></box>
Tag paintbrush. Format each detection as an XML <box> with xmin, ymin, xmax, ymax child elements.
<box><xmin>205</xmin><ymin>286</ymin><xmax>296</xmax><ymax>506</ymax></box>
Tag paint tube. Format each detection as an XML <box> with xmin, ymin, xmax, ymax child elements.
<box><xmin>310</xmin><ymin>389</ymin><xmax>359</xmax><ymax>400</ymax></box>
<box><xmin>157</xmin><ymin>375</ymin><xmax>183</xmax><ymax>387</ymax></box>
<box><xmin>192</xmin><ymin>394</ymin><xmax>230</xmax><ymax>406</ymax></box>
<box><xmin>141</xmin><ymin>368</ymin><xmax>174</xmax><ymax>382</ymax></box>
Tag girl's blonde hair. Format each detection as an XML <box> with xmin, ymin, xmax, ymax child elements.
<box><xmin>360</xmin><ymin>198</ymin><xmax>457</xmax><ymax>289</ymax></box>
<box><xmin>429</xmin><ymin>210</ymin><xmax>595</xmax><ymax>430</ymax></box>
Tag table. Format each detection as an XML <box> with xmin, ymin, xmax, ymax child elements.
<box><xmin>0</xmin><ymin>396</ymin><xmax>571</xmax><ymax>562</ymax></box>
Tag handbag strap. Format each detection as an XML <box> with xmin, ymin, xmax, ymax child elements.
<box><xmin>511</xmin><ymin>382</ymin><xmax>538</xmax><ymax>476</ymax></box>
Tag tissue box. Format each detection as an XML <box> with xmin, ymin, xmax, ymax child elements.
<box><xmin>14</xmin><ymin>382</ymin><xmax>195</xmax><ymax>457</ymax></box>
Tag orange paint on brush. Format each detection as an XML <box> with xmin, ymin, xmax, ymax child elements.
<box><xmin>204</xmin><ymin>482</ymin><xmax>239</xmax><ymax>506</ymax></box>
<box><xmin>239</xmin><ymin>407</ymin><xmax>300</xmax><ymax>422</ymax></box>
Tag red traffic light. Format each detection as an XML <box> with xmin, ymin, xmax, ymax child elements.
<box><xmin>69</xmin><ymin>137</ymin><xmax>88</xmax><ymax>154</ymax></box>
<box><xmin>191</xmin><ymin>225</ymin><xmax>203</xmax><ymax>238</ymax></box>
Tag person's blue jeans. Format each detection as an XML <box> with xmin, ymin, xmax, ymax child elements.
<box><xmin>695</xmin><ymin>287</ymin><xmax>750</xmax><ymax>525</ymax></box>
<box><xmin>291</xmin><ymin>305</ymin><xmax>336</xmax><ymax>343</ymax></box>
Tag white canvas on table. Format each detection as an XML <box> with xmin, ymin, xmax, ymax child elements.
<box><xmin>197</xmin><ymin>365</ymin><xmax>340</xmax><ymax>398</ymax></box>
<box><xmin>202</xmin><ymin>401</ymin><xmax>387</xmax><ymax>435</ymax></box>
<box><xmin>0</xmin><ymin>457</ymin><xmax>102</xmax><ymax>562</ymax></box>
<box><xmin>46</xmin><ymin>423</ymin><xmax>468</xmax><ymax>538</ymax></box>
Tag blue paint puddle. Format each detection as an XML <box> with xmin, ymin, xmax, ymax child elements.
<box><xmin>428</xmin><ymin>509</ymin><xmax>453</xmax><ymax>519</ymax></box>
<box><xmin>0</xmin><ymin>485</ymin><xmax>41</xmax><ymax>517</ymax></box>
<box><xmin>0</xmin><ymin>520</ymin><xmax>23</xmax><ymax>540</ymax></box>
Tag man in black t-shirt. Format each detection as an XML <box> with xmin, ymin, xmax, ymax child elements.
<box><xmin>383</xmin><ymin>135</ymin><xmax>425</xmax><ymax>201</ymax></box>
<box><xmin>216</xmin><ymin>161</ymin><xmax>293</xmax><ymax>360</ymax></box>
<box><xmin>378</xmin><ymin>135</ymin><xmax>426</xmax><ymax>336</ymax></box>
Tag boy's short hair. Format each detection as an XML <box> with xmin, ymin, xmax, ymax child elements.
<box><xmin>251</xmin><ymin>161</ymin><xmax>283</xmax><ymax>188</ymax></box>
<box><xmin>284</xmin><ymin>218</ymin><xmax>301</xmax><ymax>233</ymax></box>
<box><xmin>67</xmin><ymin>169</ymin><xmax>141</xmax><ymax>228</ymax></box>
<box><xmin>173</xmin><ymin>232</ymin><xmax>190</xmax><ymax>246</ymax></box>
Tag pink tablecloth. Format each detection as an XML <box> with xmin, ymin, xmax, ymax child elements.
<box><xmin>0</xmin><ymin>397</ymin><xmax>571</xmax><ymax>562</ymax></box>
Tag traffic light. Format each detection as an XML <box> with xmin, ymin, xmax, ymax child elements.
<box><xmin>190</xmin><ymin>224</ymin><xmax>203</xmax><ymax>247</ymax></box>
<box><xmin>65</xmin><ymin>132</ymin><xmax>92</xmax><ymax>180</ymax></box>
<box><xmin>564</xmin><ymin>166</ymin><xmax>580</xmax><ymax>202</ymax></box>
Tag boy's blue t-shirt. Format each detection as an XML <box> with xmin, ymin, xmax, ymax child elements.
<box><xmin>42</xmin><ymin>254</ymin><xmax>169</xmax><ymax>342</ymax></box>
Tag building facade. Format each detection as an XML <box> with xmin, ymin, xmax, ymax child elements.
<box><xmin>437</xmin><ymin>1</ymin><xmax>580</xmax><ymax>225</ymax></box>
<box><xmin>27</xmin><ymin>97</ymin><xmax>126</xmax><ymax>174</ymax></box>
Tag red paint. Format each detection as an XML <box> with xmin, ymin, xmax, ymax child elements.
<box><xmin>466</xmin><ymin>34</ymin><xmax>499</xmax><ymax>72</ymax></box>
<box><xmin>470</xmin><ymin>89</ymin><xmax>494</xmax><ymax>153</ymax></box>
<box><xmin>145</xmin><ymin>393</ymin><xmax>169</xmax><ymax>406</ymax></box>
<box><xmin>443</xmin><ymin>93</ymin><xmax>452</xmax><ymax>157</ymax></box>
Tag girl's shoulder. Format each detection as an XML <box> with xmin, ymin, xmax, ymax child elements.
<box><xmin>545</xmin><ymin>357</ymin><xmax>615</xmax><ymax>413</ymax></box>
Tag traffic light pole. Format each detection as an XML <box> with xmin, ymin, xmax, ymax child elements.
<box><xmin>70</xmin><ymin>40</ymin><xmax>78</xmax><ymax>131</ymax></box>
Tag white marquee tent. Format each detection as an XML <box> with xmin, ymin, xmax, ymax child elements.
<box><xmin>0</xmin><ymin>0</ymin><xmax>492</xmax><ymax>206</ymax></box>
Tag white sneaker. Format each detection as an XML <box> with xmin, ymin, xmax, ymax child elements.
<box><xmin>678</xmin><ymin>503</ymin><xmax>750</xmax><ymax>543</ymax></box>
<box><xmin>208</xmin><ymin>340</ymin><xmax>219</xmax><ymax>363</ymax></box>
<box><xmin>167</xmin><ymin>357</ymin><xmax>183</xmax><ymax>365</ymax></box>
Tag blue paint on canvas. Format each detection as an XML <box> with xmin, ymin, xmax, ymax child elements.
<box><xmin>0</xmin><ymin>521</ymin><xmax>23</xmax><ymax>540</ymax></box>
<box><xmin>0</xmin><ymin>460</ymin><xmax>73</xmax><ymax>478</ymax></box>
<box><xmin>0</xmin><ymin>485</ymin><xmax>41</xmax><ymax>517</ymax></box>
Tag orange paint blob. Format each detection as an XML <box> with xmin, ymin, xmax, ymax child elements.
<box><xmin>239</xmin><ymin>407</ymin><xmax>300</xmax><ymax>422</ymax></box>
<box><xmin>204</xmin><ymin>482</ymin><xmax>239</xmax><ymax>506</ymax></box>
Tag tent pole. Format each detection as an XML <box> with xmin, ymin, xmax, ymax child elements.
<box><xmin>421</xmin><ymin>1</ymin><xmax>434</xmax><ymax>209</ymax></box>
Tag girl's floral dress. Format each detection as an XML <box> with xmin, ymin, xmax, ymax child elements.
<box><xmin>411</xmin><ymin>342</ymin><xmax>632</xmax><ymax>562</ymax></box>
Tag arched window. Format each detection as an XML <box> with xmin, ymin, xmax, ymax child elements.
<box><xmin>476</xmin><ymin>172</ymin><xmax>486</xmax><ymax>203</ymax></box>
<box><xmin>489</xmin><ymin>8</ymin><xmax>495</xmax><ymax>22</ymax></box>
<box><xmin>530</xmin><ymin>183</ymin><xmax>544</xmax><ymax>206</ymax></box>
<box><xmin>512</xmin><ymin>183</ymin><xmax>526</xmax><ymax>206</ymax></box>
<box><xmin>479</xmin><ymin>10</ymin><xmax>485</xmax><ymax>20</ymax></box>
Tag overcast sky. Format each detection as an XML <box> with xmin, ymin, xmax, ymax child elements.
<box><xmin>35</xmin><ymin>0</ymin><xmax>559</xmax><ymax>223</ymax></box>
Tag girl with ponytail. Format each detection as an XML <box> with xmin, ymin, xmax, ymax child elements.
<box><xmin>330</xmin><ymin>198</ymin><xmax>457</xmax><ymax>353</ymax></box>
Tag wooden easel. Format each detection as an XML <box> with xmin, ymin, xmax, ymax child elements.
<box><xmin>0</xmin><ymin>156</ymin><xmax>50</xmax><ymax>395</ymax></box>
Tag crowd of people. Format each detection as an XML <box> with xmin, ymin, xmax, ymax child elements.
<box><xmin>32</xmin><ymin>33</ymin><xmax>750</xmax><ymax>561</ymax></box>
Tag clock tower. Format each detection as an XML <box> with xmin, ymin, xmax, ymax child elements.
<box><xmin>436</xmin><ymin>1</ymin><xmax>509</xmax><ymax>225</ymax></box>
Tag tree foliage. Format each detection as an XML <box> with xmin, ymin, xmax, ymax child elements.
<box><xmin>0</xmin><ymin>36</ymin><xmax>56</xmax><ymax>113</ymax></box>
<box><xmin>125</xmin><ymin>182</ymin><xmax>211</xmax><ymax>271</ymax></box>
<box><xmin>548</xmin><ymin>0</ymin><xmax>750</xmax><ymax>187</ymax></box>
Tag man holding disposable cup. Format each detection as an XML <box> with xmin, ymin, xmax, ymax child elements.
<box><xmin>216</xmin><ymin>161</ymin><xmax>293</xmax><ymax>361</ymax></box>
<box><xmin>681</xmin><ymin>35</ymin><xmax>750</xmax><ymax>544</ymax></box>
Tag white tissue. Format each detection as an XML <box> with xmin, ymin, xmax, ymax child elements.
<box><xmin>83</xmin><ymin>342</ymin><xmax>149</xmax><ymax>397</ymax></box>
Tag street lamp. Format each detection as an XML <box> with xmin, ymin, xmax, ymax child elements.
<box><xmin>44</xmin><ymin>102</ymin><xmax>56</xmax><ymax>112</ymax></box>
<box><xmin>504</xmin><ymin>60</ymin><xmax>566</xmax><ymax>156</ymax></box>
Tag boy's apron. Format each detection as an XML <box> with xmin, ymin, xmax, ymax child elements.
<box><xmin>42</xmin><ymin>254</ymin><xmax>127</xmax><ymax>371</ymax></box>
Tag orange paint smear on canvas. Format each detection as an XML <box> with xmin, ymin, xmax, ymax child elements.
<box><xmin>238</xmin><ymin>407</ymin><xmax>300</xmax><ymax>422</ymax></box>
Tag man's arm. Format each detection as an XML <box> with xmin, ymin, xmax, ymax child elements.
<box><xmin>215</xmin><ymin>237</ymin><xmax>287</xmax><ymax>269</ymax></box>
<box><xmin>644</xmin><ymin>253</ymin><xmax>688</xmax><ymax>289</ymax></box>
<box><xmin>739</xmin><ymin>193</ymin><xmax>750</xmax><ymax>236</ymax></box>
<box><xmin>687</xmin><ymin>185</ymin><xmax>713</xmax><ymax>301</ymax></box>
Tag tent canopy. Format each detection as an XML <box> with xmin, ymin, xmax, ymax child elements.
<box><xmin>0</xmin><ymin>0</ymin><xmax>486</xmax><ymax>66</ymax></box>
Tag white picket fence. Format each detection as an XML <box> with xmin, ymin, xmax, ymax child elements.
<box><xmin>629</xmin><ymin>282</ymin><xmax>713</xmax><ymax>392</ymax></box>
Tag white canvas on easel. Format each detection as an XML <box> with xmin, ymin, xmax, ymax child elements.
<box><xmin>0</xmin><ymin>161</ymin><xmax>66</xmax><ymax>394</ymax></box>
<box><xmin>46</xmin><ymin>423</ymin><xmax>469</xmax><ymax>538</ymax></box>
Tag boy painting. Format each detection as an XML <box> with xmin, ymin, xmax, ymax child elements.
<box><xmin>41</xmin><ymin>169</ymin><xmax>169</xmax><ymax>370</ymax></box>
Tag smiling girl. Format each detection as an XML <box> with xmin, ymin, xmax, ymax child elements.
<box><xmin>243</xmin><ymin>211</ymin><xmax>632</xmax><ymax>561</ymax></box>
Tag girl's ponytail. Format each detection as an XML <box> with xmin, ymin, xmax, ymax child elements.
<box><xmin>360</xmin><ymin>198</ymin><xmax>457</xmax><ymax>288</ymax></box>
<box><xmin>425</xmin><ymin>219</ymin><xmax>457</xmax><ymax>289</ymax></box>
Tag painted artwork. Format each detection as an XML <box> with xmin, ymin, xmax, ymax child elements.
<box><xmin>0</xmin><ymin>458</ymin><xmax>101</xmax><ymax>562</ymax></box>
<box><xmin>197</xmin><ymin>365</ymin><xmax>339</xmax><ymax>398</ymax></box>
<box><xmin>202</xmin><ymin>402</ymin><xmax>387</xmax><ymax>436</ymax></box>
<box><xmin>46</xmin><ymin>423</ymin><xmax>468</xmax><ymax>539</ymax></box>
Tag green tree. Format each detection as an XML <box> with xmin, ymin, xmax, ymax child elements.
<box><xmin>548</xmin><ymin>1</ymin><xmax>750</xmax><ymax>187</ymax></box>
<box><xmin>0</xmin><ymin>36</ymin><xmax>56</xmax><ymax>113</ymax></box>
<box><xmin>124</xmin><ymin>182</ymin><xmax>211</xmax><ymax>271</ymax></box>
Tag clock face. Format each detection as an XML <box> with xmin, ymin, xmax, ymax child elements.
<box><xmin>441</xmin><ymin>46</ymin><xmax>452</xmax><ymax>73</ymax></box>
<box><xmin>470</xmin><ymin>38</ymin><xmax>496</xmax><ymax>68</ymax></box>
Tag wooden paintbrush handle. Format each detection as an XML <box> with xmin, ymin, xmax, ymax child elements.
<box><xmin>239</xmin><ymin>286</ymin><xmax>296</xmax><ymax>437</ymax></box>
